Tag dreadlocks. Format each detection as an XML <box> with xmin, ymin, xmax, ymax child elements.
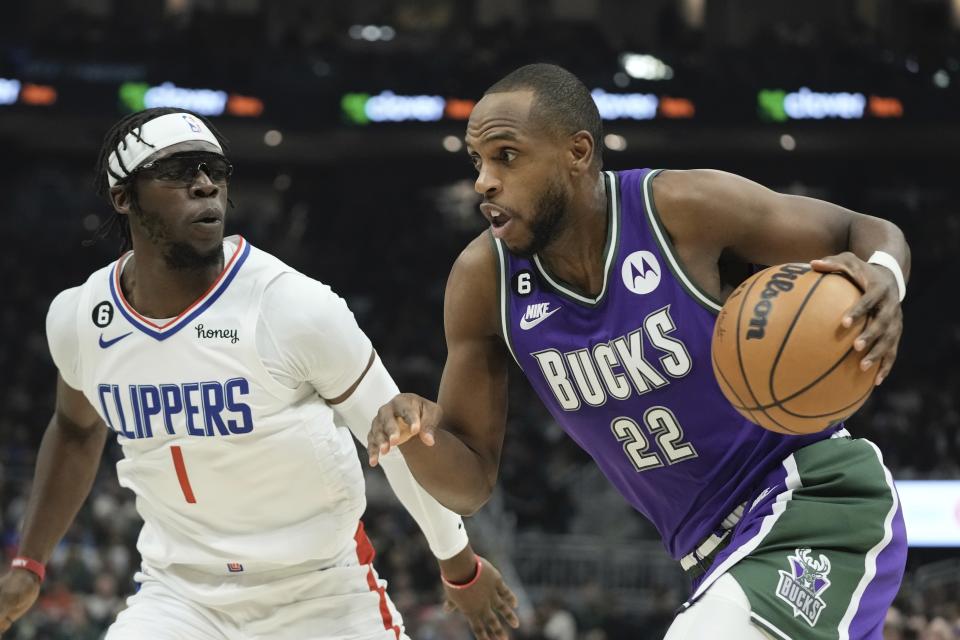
<box><xmin>91</xmin><ymin>107</ymin><xmax>230</xmax><ymax>253</ymax></box>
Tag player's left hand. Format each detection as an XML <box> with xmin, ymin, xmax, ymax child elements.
<box><xmin>442</xmin><ymin>556</ymin><xmax>519</xmax><ymax>640</ymax></box>
<box><xmin>811</xmin><ymin>251</ymin><xmax>903</xmax><ymax>385</ymax></box>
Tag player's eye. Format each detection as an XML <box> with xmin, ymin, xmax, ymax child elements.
<box><xmin>499</xmin><ymin>149</ymin><xmax>517</xmax><ymax>164</ymax></box>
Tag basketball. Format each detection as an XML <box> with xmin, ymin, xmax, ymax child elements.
<box><xmin>711</xmin><ymin>263</ymin><xmax>876</xmax><ymax>435</ymax></box>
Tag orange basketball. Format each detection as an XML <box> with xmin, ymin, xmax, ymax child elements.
<box><xmin>711</xmin><ymin>263</ymin><xmax>876</xmax><ymax>435</ymax></box>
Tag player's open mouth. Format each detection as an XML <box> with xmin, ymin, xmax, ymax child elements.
<box><xmin>192</xmin><ymin>211</ymin><xmax>223</xmax><ymax>226</ymax></box>
<box><xmin>491</xmin><ymin>216</ymin><xmax>511</xmax><ymax>238</ymax></box>
<box><xmin>480</xmin><ymin>203</ymin><xmax>512</xmax><ymax>238</ymax></box>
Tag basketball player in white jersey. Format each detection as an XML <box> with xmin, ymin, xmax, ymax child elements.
<box><xmin>0</xmin><ymin>108</ymin><xmax>520</xmax><ymax>640</ymax></box>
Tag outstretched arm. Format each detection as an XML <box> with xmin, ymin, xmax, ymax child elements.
<box><xmin>331</xmin><ymin>352</ymin><xmax>471</xmax><ymax>562</ymax></box>
<box><xmin>368</xmin><ymin>234</ymin><xmax>510</xmax><ymax>516</ymax></box>
<box><xmin>332</xmin><ymin>352</ymin><xmax>518</xmax><ymax>640</ymax></box>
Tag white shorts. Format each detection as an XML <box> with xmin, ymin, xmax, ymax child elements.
<box><xmin>106</xmin><ymin>528</ymin><xmax>408</xmax><ymax>640</ymax></box>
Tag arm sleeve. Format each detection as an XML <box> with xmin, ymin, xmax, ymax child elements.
<box><xmin>45</xmin><ymin>287</ymin><xmax>83</xmax><ymax>390</ymax></box>
<box><xmin>258</xmin><ymin>272</ymin><xmax>373</xmax><ymax>398</ymax></box>
<box><xmin>333</xmin><ymin>356</ymin><xmax>470</xmax><ymax>560</ymax></box>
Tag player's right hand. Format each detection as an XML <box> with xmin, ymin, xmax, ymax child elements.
<box><xmin>0</xmin><ymin>569</ymin><xmax>42</xmax><ymax>635</ymax></box>
<box><xmin>368</xmin><ymin>393</ymin><xmax>442</xmax><ymax>466</ymax></box>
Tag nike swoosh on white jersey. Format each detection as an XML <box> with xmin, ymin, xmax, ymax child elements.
<box><xmin>519</xmin><ymin>306</ymin><xmax>561</xmax><ymax>330</ymax></box>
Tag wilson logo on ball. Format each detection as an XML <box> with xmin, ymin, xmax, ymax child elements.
<box><xmin>746</xmin><ymin>264</ymin><xmax>812</xmax><ymax>341</ymax></box>
<box><xmin>711</xmin><ymin>264</ymin><xmax>874</xmax><ymax>435</ymax></box>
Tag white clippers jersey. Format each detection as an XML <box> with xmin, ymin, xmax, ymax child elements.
<box><xmin>47</xmin><ymin>237</ymin><xmax>368</xmax><ymax>570</ymax></box>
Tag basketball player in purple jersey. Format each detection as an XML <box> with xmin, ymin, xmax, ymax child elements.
<box><xmin>369</xmin><ymin>65</ymin><xmax>910</xmax><ymax>639</ymax></box>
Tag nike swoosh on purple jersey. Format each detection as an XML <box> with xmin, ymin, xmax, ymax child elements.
<box><xmin>99</xmin><ymin>332</ymin><xmax>133</xmax><ymax>349</ymax></box>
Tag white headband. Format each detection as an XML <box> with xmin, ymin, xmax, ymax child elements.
<box><xmin>107</xmin><ymin>112</ymin><xmax>223</xmax><ymax>187</ymax></box>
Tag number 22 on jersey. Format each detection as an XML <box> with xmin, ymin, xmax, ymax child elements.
<box><xmin>612</xmin><ymin>406</ymin><xmax>698</xmax><ymax>472</ymax></box>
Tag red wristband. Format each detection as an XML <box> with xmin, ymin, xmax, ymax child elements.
<box><xmin>11</xmin><ymin>557</ymin><xmax>45</xmax><ymax>583</ymax></box>
<box><xmin>441</xmin><ymin>556</ymin><xmax>483</xmax><ymax>590</ymax></box>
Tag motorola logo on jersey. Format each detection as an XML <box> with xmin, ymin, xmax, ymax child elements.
<box><xmin>97</xmin><ymin>378</ymin><xmax>254</xmax><ymax>440</ymax></box>
<box><xmin>621</xmin><ymin>251</ymin><xmax>661</xmax><ymax>295</ymax></box>
<box><xmin>531</xmin><ymin>305</ymin><xmax>691</xmax><ymax>410</ymax></box>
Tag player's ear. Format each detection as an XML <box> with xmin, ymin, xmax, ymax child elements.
<box><xmin>110</xmin><ymin>185</ymin><xmax>132</xmax><ymax>216</ymax></box>
<box><xmin>569</xmin><ymin>130</ymin><xmax>595</xmax><ymax>176</ymax></box>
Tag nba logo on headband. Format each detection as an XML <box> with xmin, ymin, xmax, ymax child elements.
<box><xmin>107</xmin><ymin>112</ymin><xmax>224</xmax><ymax>187</ymax></box>
<box><xmin>182</xmin><ymin>114</ymin><xmax>202</xmax><ymax>133</ymax></box>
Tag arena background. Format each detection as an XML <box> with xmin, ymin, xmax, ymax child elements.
<box><xmin>1</xmin><ymin>1</ymin><xmax>958</xmax><ymax>638</ymax></box>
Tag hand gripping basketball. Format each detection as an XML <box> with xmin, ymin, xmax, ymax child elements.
<box><xmin>712</xmin><ymin>262</ymin><xmax>881</xmax><ymax>434</ymax></box>
<box><xmin>368</xmin><ymin>393</ymin><xmax>443</xmax><ymax>466</ymax></box>
<box><xmin>810</xmin><ymin>251</ymin><xmax>904</xmax><ymax>386</ymax></box>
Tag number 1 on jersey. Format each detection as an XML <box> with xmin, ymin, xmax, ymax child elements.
<box><xmin>170</xmin><ymin>446</ymin><xmax>197</xmax><ymax>503</ymax></box>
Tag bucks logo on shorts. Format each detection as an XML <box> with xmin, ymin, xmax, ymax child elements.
<box><xmin>776</xmin><ymin>548</ymin><xmax>832</xmax><ymax>626</ymax></box>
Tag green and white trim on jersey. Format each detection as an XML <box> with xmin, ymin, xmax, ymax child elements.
<box><xmin>491</xmin><ymin>233</ymin><xmax>521</xmax><ymax>367</ymax></box>
<box><xmin>491</xmin><ymin>170</ymin><xmax>621</xmax><ymax>366</ymax></box>
<box><xmin>640</xmin><ymin>169</ymin><xmax>724</xmax><ymax>314</ymax></box>
<box><xmin>690</xmin><ymin>448</ymin><xmax>807</xmax><ymax>602</ymax></box>
<box><xmin>530</xmin><ymin>171</ymin><xmax>621</xmax><ymax>308</ymax></box>
<box><xmin>836</xmin><ymin>440</ymin><xmax>901</xmax><ymax>640</ymax></box>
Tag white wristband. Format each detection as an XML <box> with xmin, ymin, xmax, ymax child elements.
<box><xmin>867</xmin><ymin>251</ymin><xmax>906</xmax><ymax>302</ymax></box>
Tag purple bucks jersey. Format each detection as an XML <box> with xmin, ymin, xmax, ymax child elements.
<box><xmin>492</xmin><ymin>169</ymin><xmax>838</xmax><ymax>560</ymax></box>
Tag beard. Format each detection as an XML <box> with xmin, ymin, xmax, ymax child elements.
<box><xmin>510</xmin><ymin>176</ymin><xmax>570</xmax><ymax>258</ymax></box>
<box><xmin>164</xmin><ymin>240</ymin><xmax>224</xmax><ymax>270</ymax></box>
<box><xmin>130</xmin><ymin>198</ymin><xmax>223</xmax><ymax>271</ymax></box>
